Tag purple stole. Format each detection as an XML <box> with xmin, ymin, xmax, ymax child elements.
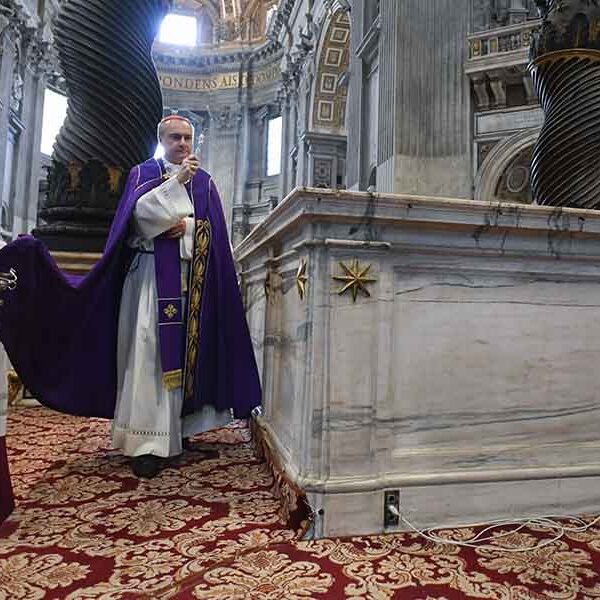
<box><xmin>154</xmin><ymin>161</ymin><xmax>188</xmax><ymax>391</ymax></box>
<box><xmin>153</xmin><ymin>161</ymin><xmax>211</xmax><ymax>397</ymax></box>
<box><xmin>154</xmin><ymin>231</ymin><xmax>184</xmax><ymax>390</ymax></box>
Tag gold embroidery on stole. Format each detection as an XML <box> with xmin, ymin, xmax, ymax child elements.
<box><xmin>163</xmin><ymin>369</ymin><xmax>183</xmax><ymax>391</ymax></box>
<box><xmin>183</xmin><ymin>219</ymin><xmax>211</xmax><ymax>402</ymax></box>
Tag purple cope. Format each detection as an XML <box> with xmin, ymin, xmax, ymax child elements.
<box><xmin>0</xmin><ymin>158</ymin><xmax>262</xmax><ymax>420</ymax></box>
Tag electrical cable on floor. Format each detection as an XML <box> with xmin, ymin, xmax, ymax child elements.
<box><xmin>387</xmin><ymin>505</ymin><xmax>600</xmax><ymax>553</ymax></box>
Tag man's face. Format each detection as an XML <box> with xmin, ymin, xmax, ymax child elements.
<box><xmin>160</xmin><ymin>120</ymin><xmax>193</xmax><ymax>164</ymax></box>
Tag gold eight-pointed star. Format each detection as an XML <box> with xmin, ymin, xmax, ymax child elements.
<box><xmin>333</xmin><ymin>259</ymin><xmax>377</xmax><ymax>303</ymax></box>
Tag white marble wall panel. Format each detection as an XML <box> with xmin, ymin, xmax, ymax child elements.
<box><xmin>244</xmin><ymin>278</ymin><xmax>267</xmax><ymax>384</ymax></box>
<box><xmin>389</xmin><ymin>274</ymin><xmax>600</xmax><ymax>475</ymax></box>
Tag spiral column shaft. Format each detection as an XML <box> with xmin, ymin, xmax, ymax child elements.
<box><xmin>529</xmin><ymin>50</ymin><xmax>600</xmax><ymax>209</ymax></box>
<box><xmin>528</xmin><ymin>1</ymin><xmax>600</xmax><ymax>209</ymax></box>
<box><xmin>36</xmin><ymin>0</ymin><xmax>170</xmax><ymax>251</ymax></box>
<box><xmin>52</xmin><ymin>0</ymin><xmax>167</xmax><ymax>166</ymax></box>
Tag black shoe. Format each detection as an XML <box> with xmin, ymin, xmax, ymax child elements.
<box><xmin>131</xmin><ymin>454</ymin><xmax>161</xmax><ymax>478</ymax></box>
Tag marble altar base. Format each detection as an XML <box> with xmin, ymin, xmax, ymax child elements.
<box><xmin>236</xmin><ymin>188</ymin><xmax>600</xmax><ymax>537</ymax></box>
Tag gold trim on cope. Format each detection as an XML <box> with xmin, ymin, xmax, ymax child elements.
<box><xmin>333</xmin><ymin>258</ymin><xmax>377</xmax><ymax>303</ymax></box>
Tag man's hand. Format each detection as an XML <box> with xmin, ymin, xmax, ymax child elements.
<box><xmin>176</xmin><ymin>154</ymin><xmax>200</xmax><ymax>185</ymax></box>
<box><xmin>162</xmin><ymin>218</ymin><xmax>187</xmax><ymax>239</ymax></box>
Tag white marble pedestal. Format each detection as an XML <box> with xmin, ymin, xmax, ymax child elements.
<box><xmin>236</xmin><ymin>189</ymin><xmax>600</xmax><ymax>537</ymax></box>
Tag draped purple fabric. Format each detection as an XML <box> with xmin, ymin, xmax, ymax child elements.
<box><xmin>0</xmin><ymin>158</ymin><xmax>261</xmax><ymax>419</ymax></box>
<box><xmin>0</xmin><ymin>437</ymin><xmax>14</xmax><ymax>525</ymax></box>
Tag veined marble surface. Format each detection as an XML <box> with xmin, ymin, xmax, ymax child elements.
<box><xmin>236</xmin><ymin>188</ymin><xmax>600</xmax><ymax>537</ymax></box>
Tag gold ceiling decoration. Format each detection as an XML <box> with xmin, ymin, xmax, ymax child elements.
<box><xmin>333</xmin><ymin>259</ymin><xmax>377</xmax><ymax>303</ymax></box>
<box><xmin>312</xmin><ymin>10</ymin><xmax>350</xmax><ymax>132</ymax></box>
<box><xmin>172</xmin><ymin>0</ymin><xmax>277</xmax><ymax>45</ymax></box>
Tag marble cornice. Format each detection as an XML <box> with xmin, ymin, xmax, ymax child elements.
<box><xmin>236</xmin><ymin>187</ymin><xmax>600</xmax><ymax>262</ymax></box>
<box><xmin>155</xmin><ymin>60</ymin><xmax>246</xmax><ymax>75</ymax></box>
<box><xmin>301</xmin><ymin>131</ymin><xmax>347</xmax><ymax>145</ymax></box>
<box><xmin>153</xmin><ymin>38</ymin><xmax>283</xmax><ymax>72</ymax></box>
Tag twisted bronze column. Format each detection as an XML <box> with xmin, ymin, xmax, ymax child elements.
<box><xmin>529</xmin><ymin>1</ymin><xmax>600</xmax><ymax>209</ymax></box>
<box><xmin>36</xmin><ymin>0</ymin><xmax>170</xmax><ymax>251</ymax></box>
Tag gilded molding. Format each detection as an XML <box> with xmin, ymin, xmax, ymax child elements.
<box><xmin>296</xmin><ymin>258</ymin><xmax>308</xmax><ymax>301</ymax></box>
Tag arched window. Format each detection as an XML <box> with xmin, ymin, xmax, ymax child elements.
<box><xmin>159</xmin><ymin>13</ymin><xmax>198</xmax><ymax>46</ymax></box>
<box><xmin>266</xmin><ymin>116</ymin><xmax>282</xmax><ymax>177</ymax></box>
<box><xmin>40</xmin><ymin>88</ymin><xmax>68</xmax><ymax>156</ymax></box>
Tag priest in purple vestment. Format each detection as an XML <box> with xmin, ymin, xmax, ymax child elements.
<box><xmin>0</xmin><ymin>115</ymin><xmax>262</xmax><ymax>478</ymax></box>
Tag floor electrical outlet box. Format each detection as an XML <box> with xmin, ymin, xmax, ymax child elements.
<box><xmin>384</xmin><ymin>490</ymin><xmax>400</xmax><ymax>527</ymax></box>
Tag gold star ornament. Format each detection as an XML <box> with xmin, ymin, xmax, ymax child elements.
<box><xmin>296</xmin><ymin>259</ymin><xmax>308</xmax><ymax>301</ymax></box>
<box><xmin>333</xmin><ymin>259</ymin><xmax>377</xmax><ymax>303</ymax></box>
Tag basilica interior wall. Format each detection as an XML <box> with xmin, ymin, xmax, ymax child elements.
<box><xmin>0</xmin><ymin>0</ymin><xmax>547</xmax><ymax>246</ymax></box>
<box><xmin>0</xmin><ymin>0</ymin><xmax>61</xmax><ymax>244</ymax></box>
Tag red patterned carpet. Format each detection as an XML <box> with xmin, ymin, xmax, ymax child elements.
<box><xmin>1</xmin><ymin>407</ymin><xmax>599</xmax><ymax>599</ymax></box>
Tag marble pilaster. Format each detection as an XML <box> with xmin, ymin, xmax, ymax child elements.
<box><xmin>295</xmin><ymin>67</ymin><xmax>314</xmax><ymax>187</ymax></box>
<box><xmin>0</xmin><ymin>33</ymin><xmax>18</xmax><ymax>239</ymax></box>
<box><xmin>288</xmin><ymin>87</ymin><xmax>299</xmax><ymax>188</ymax></box>
<box><xmin>345</xmin><ymin>0</ymin><xmax>365</xmax><ymax>190</ymax></box>
<box><xmin>207</xmin><ymin>105</ymin><xmax>243</xmax><ymax>233</ymax></box>
<box><xmin>278</xmin><ymin>90</ymin><xmax>291</xmax><ymax>199</ymax></box>
<box><xmin>377</xmin><ymin>0</ymin><xmax>473</xmax><ymax>198</ymax></box>
<box><xmin>11</xmin><ymin>53</ymin><xmax>47</xmax><ymax>236</ymax></box>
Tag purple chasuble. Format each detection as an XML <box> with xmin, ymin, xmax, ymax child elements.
<box><xmin>0</xmin><ymin>158</ymin><xmax>261</xmax><ymax>419</ymax></box>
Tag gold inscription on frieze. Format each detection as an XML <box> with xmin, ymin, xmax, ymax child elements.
<box><xmin>159</xmin><ymin>64</ymin><xmax>280</xmax><ymax>93</ymax></box>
